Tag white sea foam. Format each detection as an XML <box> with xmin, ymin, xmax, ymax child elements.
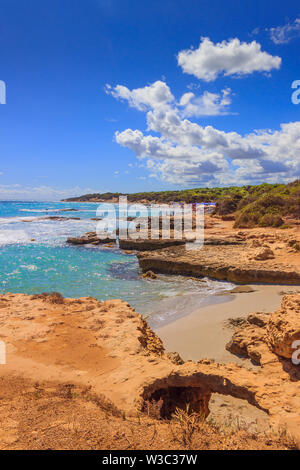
<box><xmin>19</xmin><ymin>208</ymin><xmax>97</xmax><ymax>213</ymax></box>
<box><xmin>0</xmin><ymin>230</ymin><xmax>29</xmax><ymax>245</ymax></box>
<box><xmin>19</xmin><ymin>208</ymin><xmax>61</xmax><ymax>213</ymax></box>
<box><xmin>0</xmin><ymin>215</ymin><xmax>54</xmax><ymax>225</ymax></box>
<box><xmin>0</xmin><ymin>212</ymin><xmax>97</xmax><ymax>246</ymax></box>
<box><xmin>145</xmin><ymin>276</ymin><xmax>234</xmax><ymax>328</ymax></box>
<box><xmin>20</xmin><ymin>264</ymin><xmax>38</xmax><ymax>271</ymax></box>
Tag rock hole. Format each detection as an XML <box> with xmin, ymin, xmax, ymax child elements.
<box><xmin>143</xmin><ymin>386</ymin><xmax>211</xmax><ymax>420</ymax></box>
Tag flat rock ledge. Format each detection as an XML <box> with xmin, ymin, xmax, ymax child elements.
<box><xmin>67</xmin><ymin>231</ymin><xmax>189</xmax><ymax>250</ymax></box>
<box><xmin>119</xmin><ymin>238</ymin><xmax>186</xmax><ymax>251</ymax></box>
<box><xmin>67</xmin><ymin>231</ymin><xmax>116</xmax><ymax>245</ymax></box>
<box><xmin>1</xmin><ymin>292</ymin><xmax>300</xmax><ymax>445</ymax></box>
<box><xmin>137</xmin><ymin>244</ymin><xmax>300</xmax><ymax>284</ymax></box>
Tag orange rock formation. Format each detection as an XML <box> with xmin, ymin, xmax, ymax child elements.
<box><xmin>0</xmin><ymin>292</ymin><xmax>300</xmax><ymax>447</ymax></box>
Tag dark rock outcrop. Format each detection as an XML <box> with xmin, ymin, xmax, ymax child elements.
<box><xmin>119</xmin><ymin>238</ymin><xmax>186</xmax><ymax>251</ymax></box>
<box><xmin>67</xmin><ymin>231</ymin><xmax>116</xmax><ymax>245</ymax></box>
<box><xmin>137</xmin><ymin>244</ymin><xmax>300</xmax><ymax>284</ymax></box>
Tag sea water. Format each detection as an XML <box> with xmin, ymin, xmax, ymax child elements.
<box><xmin>0</xmin><ymin>201</ymin><xmax>234</xmax><ymax>327</ymax></box>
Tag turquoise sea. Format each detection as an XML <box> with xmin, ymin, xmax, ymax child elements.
<box><xmin>0</xmin><ymin>201</ymin><xmax>234</xmax><ymax>327</ymax></box>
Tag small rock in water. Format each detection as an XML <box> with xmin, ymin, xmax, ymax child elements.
<box><xmin>230</xmin><ymin>286</ymin><xmax>256</xmax><ymax>294</ymax></box>
<box><xmin>187</xmin><ymin>276</ymin><xmax>206</xmax><ymax>282</ymax></box>
<box><xmin>142</xmin><ymin>270</ymin><xmax>158</xmax><ymax>280</ymax></box>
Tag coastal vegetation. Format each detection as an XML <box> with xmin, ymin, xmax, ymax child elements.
<box><xmin>64</xmin><ymin>182</ymin><xmax>296</xmax><ymax>205</ymax></box>
<box><xmin>63</xmin><ymin>180</ymin><xmax>300</xmax><ymax>228</ymax></box>
<box><xmin>63</xmin><ymin>187</ymin><xmax>248</xmax><ymax>204</ymax></box>
<box><xmin>232</xmin><ymin>180</ymin><xmax>300</xmax><ymax>228</ymax></box>
<box><xmin>200</xmin><ymin>180</ymin><xmax>300</xmax><ymax>228</ymax></box>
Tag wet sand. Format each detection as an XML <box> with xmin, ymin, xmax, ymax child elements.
<box><xmin>155</xmin><ymin>284</ymin><xmax>300</xmax><ymax>432</ymax></box>
<box><xmin>156</xmin><ymin>284</ymin><xmax>300</xmax><ymax>364</ymax></box>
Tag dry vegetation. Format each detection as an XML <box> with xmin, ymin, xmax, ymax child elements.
<box><xmin>0</xmin><ymin>376</ymin><xmax>296</xmax><ymax>450</ymax></box>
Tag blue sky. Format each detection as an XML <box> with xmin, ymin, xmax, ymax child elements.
<box><xmin>0</xmin><ymin>0</ymin><xmax>300</xmax><ymax>200</ymax></box>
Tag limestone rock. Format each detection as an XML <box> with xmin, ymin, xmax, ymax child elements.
<box><xmin>267</xmin><ymin>295</ymin><xmax>300</xmax><ymax>359</ymax></box>
<box><xmin>230</xmin><ymin>286</ymin><xmax>256</xmax><ymax>294</ymax></box>
<box><xmin>67</xmin><ymin>231</ymin><xmax>116</xmax><ymax>245</ymax></box>
<box><xmin>137</xmin><ymin>244</ymin><xmax>300</xmax><ymax>284</ymax></box>
<box><xmin>253</xmin><ymin>247</ymin><xmax>275</xmax><ymax>261</ymax></box>
<box><xmin>142</xmin><ymin>271</ymin><xmax>158</xmax><ymax>279</ymax></box>
<box><xmin>1</xmin><ymin>292</ymin><xmax>300</xmax><ymax>446</ymax></box>
<box><xmin>119</xmin><ymin>238</ymin><xmax>186</xmax><ymax>251</ymax></box>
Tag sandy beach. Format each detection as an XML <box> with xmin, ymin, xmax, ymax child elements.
<box><xmin>155</xmin><ymin>284</ymin><xmax>300</xmax><ymax>432</ymax></box>
<box><xmin>156</xmin><ymin>284</ymin><xmax>300</xmax><ymax>364</ymax></box>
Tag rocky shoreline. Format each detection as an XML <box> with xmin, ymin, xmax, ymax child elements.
<box><xmin>137</xmin><ymin>244</ymin><xmax>300</xmax><ymax>284</ymax></box>
<box><xmin>0</xmin><ymin>291</ymin><xmax>299</xmax><ymax>448</ymax></box>
<box><xmin>65</xmin><ymin>216</ymin><xmax>300</xmax><ymax>285</ymax></box>
<box><xmin>136</xmin><ymin>217</ymin><xmax>300</xmax><ymax>284</ymax></box>
<box><xmin>3</xmin><ymin>214</ymin><xmax>296</xmax><ymax>449</ymax></box>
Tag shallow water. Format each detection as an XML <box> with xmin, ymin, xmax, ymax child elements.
<box><xmin>0</xmin><ymin>201</ymin><xmax>234</xmax><ymax>326</ymax></box>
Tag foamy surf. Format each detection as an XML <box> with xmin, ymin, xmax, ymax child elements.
<box><xmin>0</xmin><ymin>230</ymin><xmax>29</xmax><ymax>245</ymax></box>
<box><xmin>0</xmin><ymin>216</ymin><xmax>40</xmax><ymax>224</ymax></box>
<box><xmin>0</xmin><ymin>213</ymin><xmax>97</xmax><ymax>246</ymax></box>
<box><xmin>0</xmin><ymin>200</ymin><xmax>235</xmax><ymax>329</ymax></box>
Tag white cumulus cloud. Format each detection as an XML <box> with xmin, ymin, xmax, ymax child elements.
<box><xmin>107</xmin><ymin>80</ymin><xmax>233</xmax><ymax>117</ymax></box>
<box><xmin>179</xmin><ymin>88</ymin><xmax>232</xmax><ymax>117</ymax></box>
<box><xmin>111</xmin><ymin>80</ymin><xmax>300</xmax><ymax>186</ymax></box>
<box><xmin>105</xmin><ymin>80</ymin><xmax>174</xmax><ymax>111</ymax></box>
<box><xmin>106</xmin><ymin>39</ymin><xmax>299</xmax><ymax>187</ymax></box>
<box><xmin>177</xmin><ymin>37</ymin><xmax>281</xmax><ymax>81</ymax></box>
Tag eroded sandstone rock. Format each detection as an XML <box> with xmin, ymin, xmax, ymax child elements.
<box><xmin>119</xmin><ymin>238</ymin><xmax>186</xmax><ymax>251</ymax></box>
<box><xmin>227</xmin><ymin>295</ymin><xmax>300</xmax><ymax>365</ymax></box>
<box><xmin>142</xmin><ymin>271</ymin><xmax>158</xmax><ymax>279</ymax></box>
<box><xmin>67</xmin><ymin>231</ymin><xmax>116</xmax><ymax>245</ymax></box>
<box><xmin>1</xmin><ymin>292</ymin><xmax>300</xmax><ymax>446</ymax></box>
<box><xmin>252</xmin><ymin>247</ymin><xmax>275</xmax><ymax>261</ymax></box>
<box><xmin>267</xmin><ymin>295</ymin><xmax>300</xmax><ymax>359</ymax></box>
<box><xmin>137</xmin><ymin>242</ymin><xmax>300</xmax><ymax>284</ymax></box>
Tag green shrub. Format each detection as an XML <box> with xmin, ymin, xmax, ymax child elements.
<box><xmin>63</xmin><ymin>180</ymin><xmax>300</xmax><ymax>230</ymax></box>
<box><xmin>233</xmin><ymin>212</ymin><xmax>259</xmax><ymax>228</ymax></box>
<box><xmin>214</xmin><ymin>194</ymin><xmax>243</xmax><ymax>215</ymax></box>
<box><xmin>259</xmin><ymin>214</ymin><xmax>284</xmax><ymax>227</ymax></box>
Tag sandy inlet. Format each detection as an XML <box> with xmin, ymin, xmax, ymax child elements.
<box><xmin>155</xmin><ymin>284</ymin><xmax>300</xmax><ymax>432</ymax></box>
<box><xmin>155</xmin><ymin>284</ymin><xmax>300</xmax><ymax>364</ymax></box>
